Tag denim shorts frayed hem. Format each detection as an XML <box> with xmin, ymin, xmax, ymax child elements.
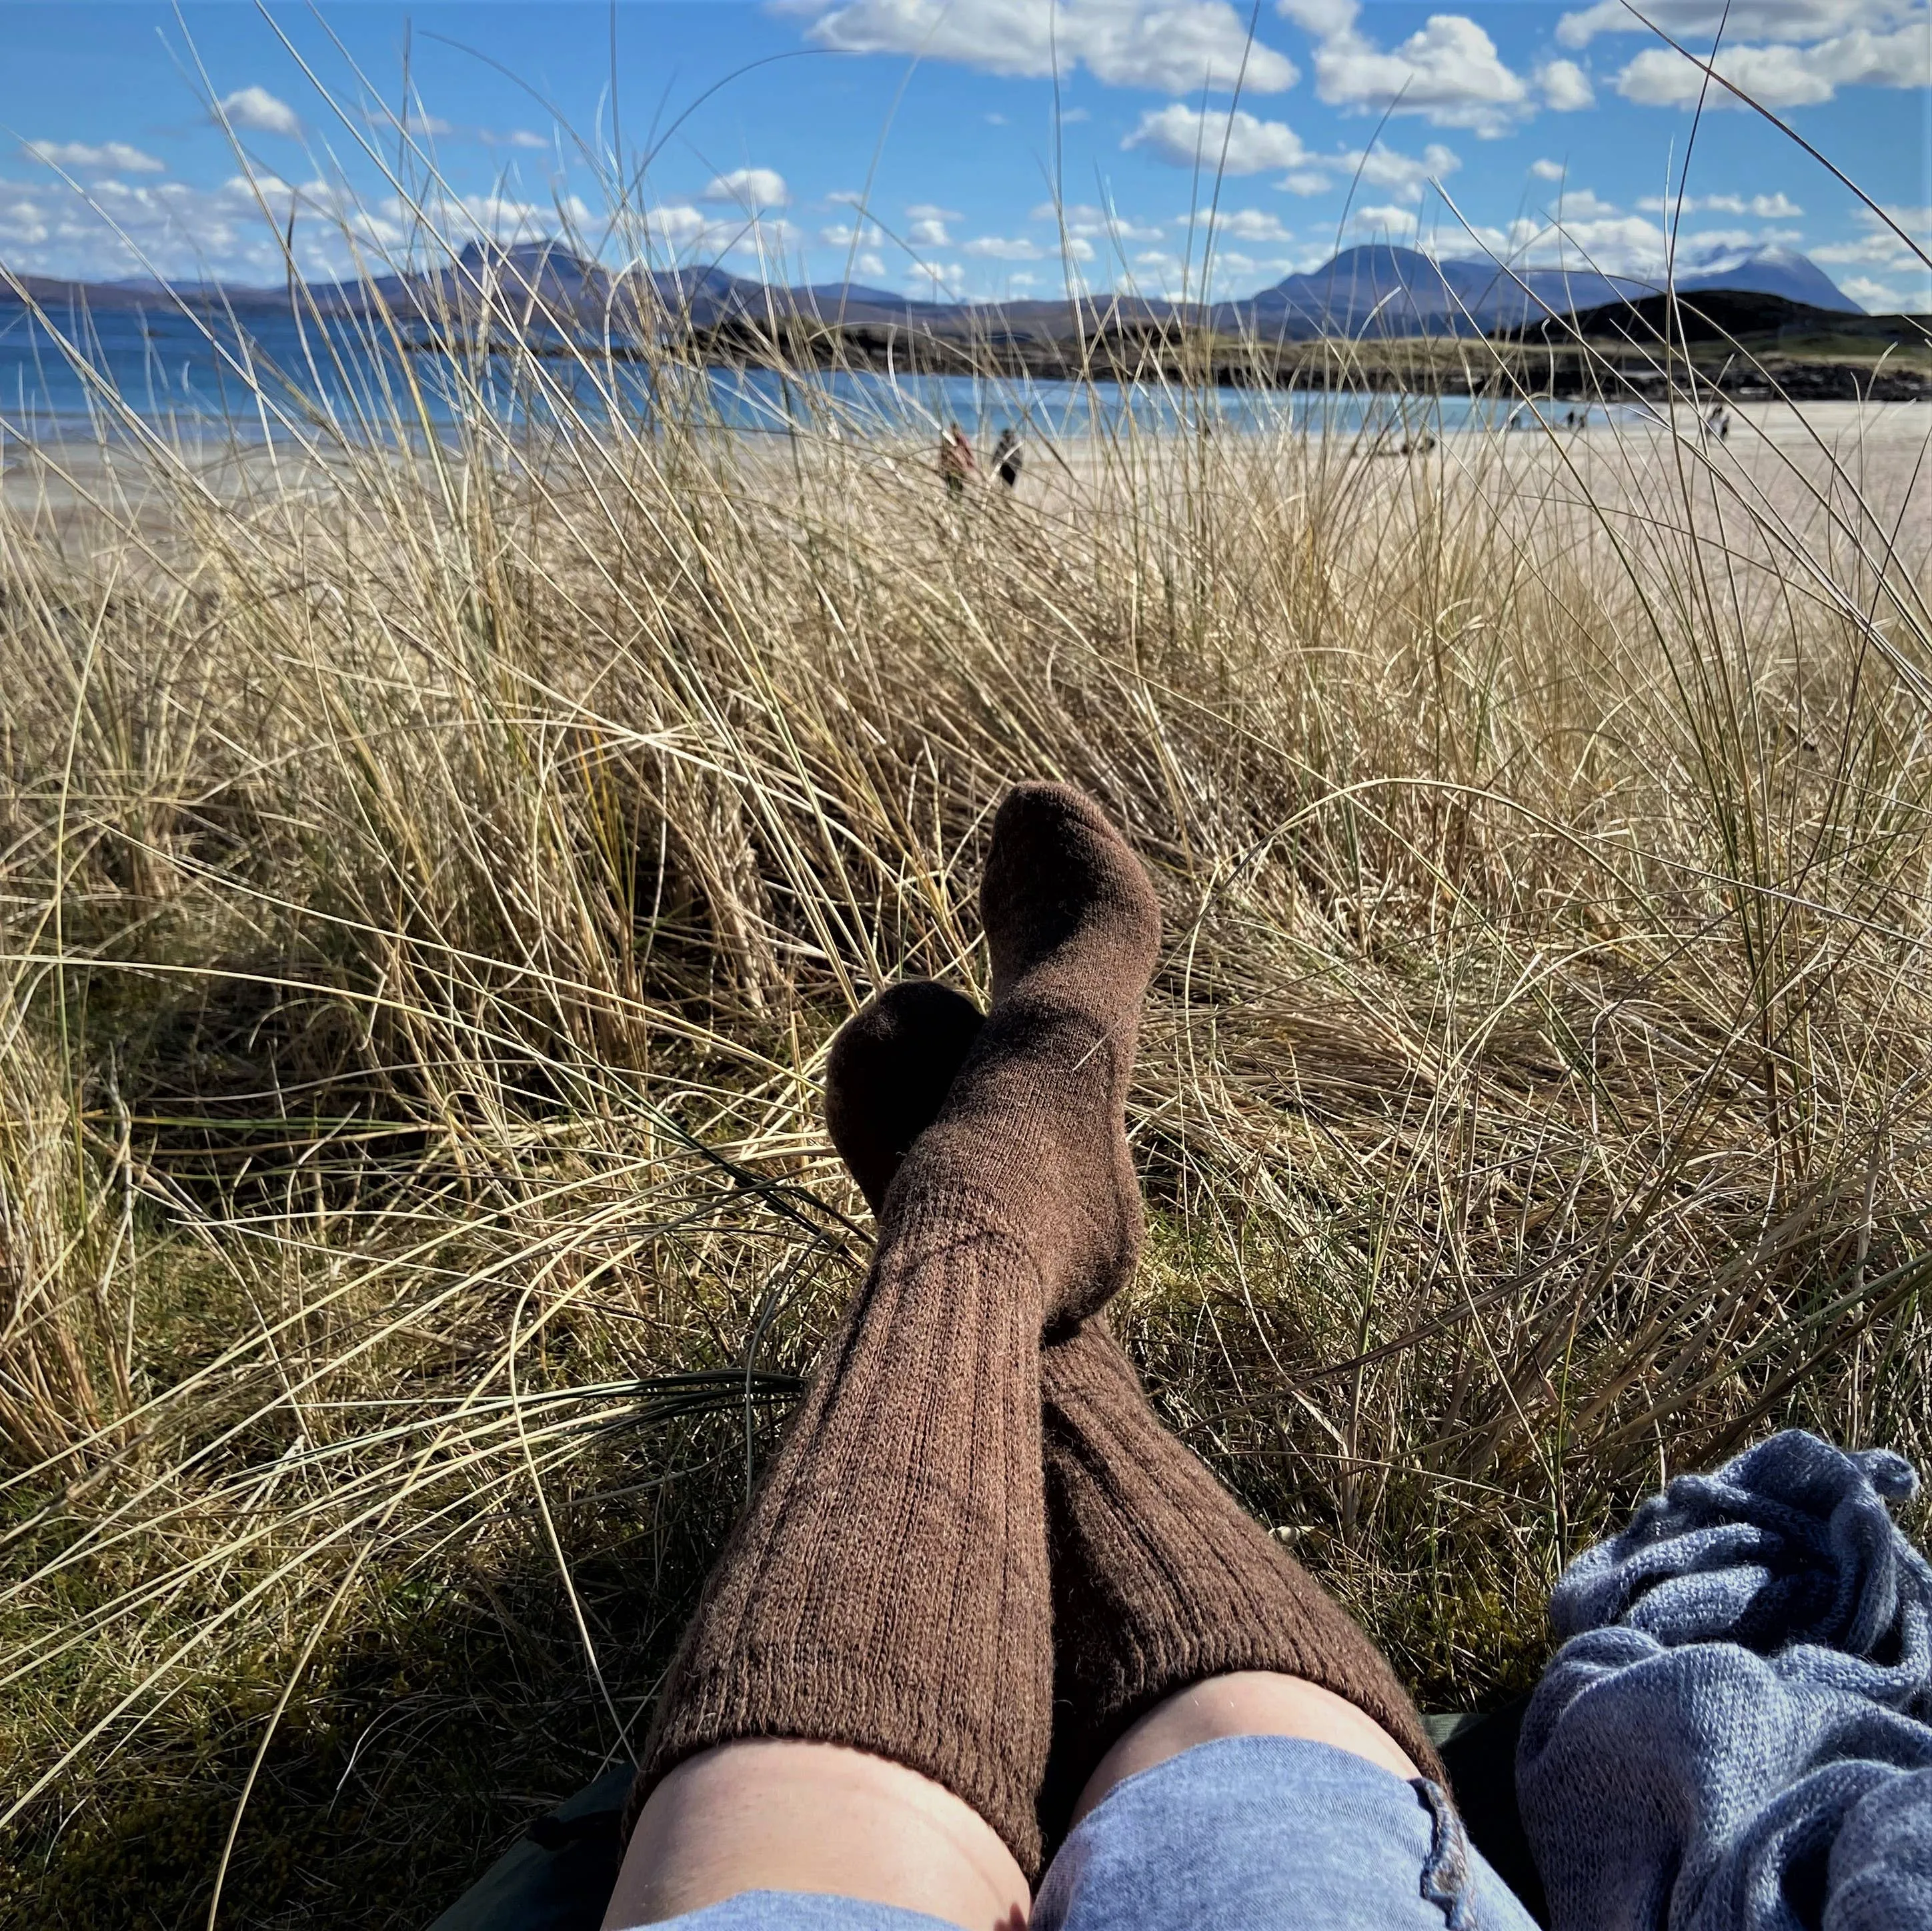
<box><xmin>625</xmin><ymin>1733</ymin><xmax>1541</xmax><ymax>1931</ymax></box>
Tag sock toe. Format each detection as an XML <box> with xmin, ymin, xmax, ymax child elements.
<box><xmin>980</xmin><ymin>783</ymin><xmax>1162</xmax><ymax>1006</ymax></box>
<box><xmin>825</xmin><ymin>982</ymin><xmax>986</xmax><ymax>1214</ymax></box>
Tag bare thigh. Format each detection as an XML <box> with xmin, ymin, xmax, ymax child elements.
<box><xmin>604</xmin><ymin>1739</ymin><xmax>1030</xmax><ymax>1931</ymax></box>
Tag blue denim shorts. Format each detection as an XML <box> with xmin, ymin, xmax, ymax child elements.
<box><xmin>626</xmin><ymin>1734</ymin><xmax>1542</xmax><ymax>1931</ymax></box>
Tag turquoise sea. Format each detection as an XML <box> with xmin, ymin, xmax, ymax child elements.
<box><xmin>0</xmin><ymin>299</ymin><xmax>1638</xmax><ymax>443</ymax></box>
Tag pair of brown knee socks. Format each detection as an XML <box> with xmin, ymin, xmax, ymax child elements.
<box><xmin>629</xmin><ymin>785</ymin><xmax>1440</xmax><ymax>1878</ymax></box>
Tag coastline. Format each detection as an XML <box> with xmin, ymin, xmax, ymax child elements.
<box><xmin>676</xmin><ymin>319</ymin><xmax>1932</xmax><ymax>403</ymax></box>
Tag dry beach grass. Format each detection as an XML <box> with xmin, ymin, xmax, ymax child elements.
<box><xmin>3</xmin><ymin>305</ymin><xmax>1932</xmax><ymax>1925</ymax></box>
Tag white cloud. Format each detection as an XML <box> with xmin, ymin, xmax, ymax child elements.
<box><xmin>1558</xmin><ymin>0</ymin><xmax>1915</xmax><ymax>49</ymax></box>
<box><xmin>1442</xmin><ymin>221</ymin><xmax>1516</xmax><ymax>257</ymax></box>
<box><xmin>1531</xmin><ymin>157</ymin><xmax>1568</xmax><ymax>181</ymax></box>
<box><xmin>962</xmin><ymin>233</ymin><xmax>1040</xmax><ymax>259</ymax></box>
<box><xmin>1196</xmin><ymin>207</ymin><xmax>1293</xmax><ymax>241</ymax></box>
<box><xmin>1537</xmin><ymin>58</ymin><xmax>1596</xmax><ymax>109</ymax></box>
<box><xmin>1122</xmin><ymin>249</ymin><xmax>1185</xmax><ymax>293</ymax></box>
<box><xmin>0</xmin><ymin>165</ymin><xmax>606</xmax><ymax>285</ymax></box>
<box><xmin>0</xmin><ymin>171</ymin><xmax>306</xmax><ymax>281</ymax></box>
<box><xmin>1285</xmin><ymin>5</ymin><xmax>1533</xmax><ymax>135</ymax></box>
<box><xmin>0</xmin><ymin>191</ymin><xmax>51</xmax><ymax>252</ymax></box>
<box><xmin>702</xmin><ymin>167</ymin><xmax>790</xmax><ymax>209</ymax></box>
<box><xmin>1352</xmin><ymin>202</ymin><xmax>1422</xmax><ymax>235</ymax></box>
<box><xmin>1124</xmin><ymin>104</ymin><xmax>1309</xmax><ymax>173</ymax></box>
<box><xmin>447</xmin><ymin>191</ymin><xmax>601</xmax><ymax>242</ymax></box>
<box><xmin>1613</xmin><ymin>15</ymin><xmax>1931</xmax><ymax>107</ymax></box>
<box><xmin>1867</xmin><ymin>202</ymin><xmax>1927</xmax><ymax>233</ymax></box>
<box><xmin>856</xmin><ymin>249</ymin><xmax>888</xmax><ymax>277</ymax></box>
<box><xmin>821</xmin><ymin>219</ymin><xmax>884</xmax><ymax>246</ymax></box>
<box><xmin>1124</xmin><ymin>243</ymin><xmax>1295</xmax><ymax>293</ymax></box>
<box><xmin>644</xmin><ymin>201</ymin><xmax>799</xmax><ymax>257</ymax></box>
<box><xmin>1543</xmin><ymin>187</ymin><xmax>1621</xmax><ymax>219</ymax></box>
<box><xmin>1809</xmin><ymin>205</ymin><xmax>1932</xmax><ymax>308</ymax></box>
<box><xmin>1617</xmin><ymin>43</ymin><xmax>1795</xmax><ymax>105</ymax></box>
<box><xmin>1510</xmin><ymin>212</ymin><xmax>1675</xmax><ymax>267</ymax></box>
<box><xmin>729</xmin><ymin>221</ymin><xmax>803</xmax><ymax>259</ymax></box>
<box><xmin>1276</xmin><ymin>0</ymin><xmax>1360</xmax><ymax>33</ymax></box>
<box><xmin>964</xmin><ymin>231</ymin><xmax>1095</xmax><ymax>260</ymax></box>
<box><xmin>1607</xmin><ymin>8</ymin><xmax>1932</xmax><ymax>108</ymax></box>
<box><xmin>1034</xmin><ymin>201</ymin><xmax>1166</xmax><ymax>242</ymax></box>
<box><xmin>1266</xmin><ymin>140</ymin><xmax>1459</xmax><ymax>202</ymax></box>
<box><xmin>1345</xmin><ymin>140</ymin><xmax>1461</xmax><ymax>199</ymax></box>
<box><xmin>1839</xmin><ymin>274</ymin><xmax>1909</xmax><ymax>309</ymax></box>
<box><xmin>218</xmin><ymin>87</ymin><xmax>302</xmax><ymax>138</ymax></box>
<box><xmin>644</xmin><ymin>204</ymin><xmax>712</xmax><ymax>249</ymax></box>
<box><xmin>788</xmin><ymin>0</ymin><xmax>1299</xmax><ymax>94</ymax></box>
<box><xmin>907</xmin><ymin>258</ymin><xmax>966</xmax><ymax>297</ymax></box>
<box><xmin>904</xmin><ymin>203</ymin><xmax>958</xmax><ymax>245</ymax></box>
<box><xmin>22</xmin><ymin>140</ymin><xmax>166</xmax><ymax>175</ymax></box>
<box><xmin>1208</xmin><ymin>249</ymin><xmax>1277</xmax><ymax>276</ymax></box>
<box><xmin>1634</xmin><ymin>191</ymin><xmax>1805</xmax><ymax>217</ymax></box>
<box><xmin>1480</xmin><ymin>211</ymin><xmax>1838</xmax><ymax>281</ymax></box>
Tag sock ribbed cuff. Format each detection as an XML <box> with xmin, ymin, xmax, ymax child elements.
<box><xmin>1042</xmin><ymin>1322</ymin><xmax>1445</xmax><ymax>1825</ymax></box>
<box><xmin>628</xmin><ymin>1198</ymin><xmax>1054</xmax><ymax>1878</ymax></box>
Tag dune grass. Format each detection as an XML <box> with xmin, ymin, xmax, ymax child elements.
<box><xmin>3</xmin><ymin>219</ymin><xmax>1932</xmax><ymax>1926</ymax></box>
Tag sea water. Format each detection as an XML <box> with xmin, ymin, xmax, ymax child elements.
<box><xmin>0</xmin><ymin>298</ymin><xmax>1650</xmax><ymax>444</ymax></box>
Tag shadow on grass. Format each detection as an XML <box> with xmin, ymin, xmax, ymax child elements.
<box><xmin>0</xmin><ymin>1417</ymin><xmax>758</xmax><ymax>1931</ymax></box>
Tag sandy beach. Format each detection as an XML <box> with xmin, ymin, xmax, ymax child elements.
<box><xmin>5</xmin><ymin>399</ymin><xmax>1928</xmax><ymax>587</ymax></box>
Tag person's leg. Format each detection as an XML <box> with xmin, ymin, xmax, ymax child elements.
<box><xmin>1030</xmin><ymin>1734</ymin><xmax>1541</xmax><ymax>1931</ymax></box>
<box><xmin>1064</xmin><ymin>1673</ymin><xmax>1414</xmax><ymax>1806</ymax></box>
<box><xmin>605</xmin><ymin>784</ymin><xmax>1161</xmax><ymax>1930</ymax></box>
<box><xmin>1038</xmin><ymin>1318</ymin><xmax>1444</xmax><ymax>1836</ymax></box>
<box><xmin>616</xmin><ymin>1744</ymin><xmax>1029</xmax><ymax>1930</ymax></box>
<box><xmin>818</xmin><ymin>974</ymin><xmax>1444</xmax><ymax>1863</ymax></box>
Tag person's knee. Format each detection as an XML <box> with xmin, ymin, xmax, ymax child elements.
<box><xmin>1073</xmin><ymin>1673</ymin><xmax>1420</xmax><ymax>1826</ymax></box>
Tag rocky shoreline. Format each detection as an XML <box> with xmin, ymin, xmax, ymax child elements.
<box><xmin>676</xmin><ymin>317</ymin><xmax>1932</xmax><ymax>403</ymax></box>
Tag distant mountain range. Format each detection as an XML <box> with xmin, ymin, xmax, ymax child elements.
<box><xmin>1212</xmin><ymin>243</ymin><xmax>1861</xmax><ymax>338</ymax></box>
<box><xmin>1</xmin><ymin>238</ymin><xmax>1865</xmax><ymax>341</ymax></box>
<box><xmin>1510</xmin><ymin>285</ymin><xmax>1924</xmax><ymax>349</ymax></box>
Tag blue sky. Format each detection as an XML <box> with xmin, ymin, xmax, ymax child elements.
<box><xmin>2</xmin><ymin>1</ymin><xmax>1927</xmax><ymax>309</ymax></box>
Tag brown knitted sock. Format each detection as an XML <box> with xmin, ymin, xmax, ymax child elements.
<box><xmin>821</xmin><ymin>973</ymin><xmax>1444</xmax><ymax>1855</ymax></box>
<box><xmin>631</xmin><ymin>783</ymin><xmax>1161</xmax><ymax>1879</ymax></box>
<box><xmin>890</xmin><ymin>783</ymin><xmax>1161</xmax><ymax>1334</ymax></box>
<box><xmin>1036</xmin><ymin>1320</ymin><xmax>1444</xmax><ymax>1839</ymax></box>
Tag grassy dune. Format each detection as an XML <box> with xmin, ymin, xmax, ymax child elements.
<box><xmin>3</xmin><ymin>319</ymin><xmax>1931</xmax><ymax>1926</ymax></box>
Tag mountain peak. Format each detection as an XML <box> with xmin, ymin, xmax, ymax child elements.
<box><xmin>1676</xmin><ymin>245</ymin><xmax>1861</xmax><ymax>313</ymax></box>
<box><xmin>1234</xmin><ymin>243</ymin><xmax>1859</xmax><ymax>335</ymax></box>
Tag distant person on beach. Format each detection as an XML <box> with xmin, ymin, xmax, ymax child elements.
<box><xmin>597</xmin><ymin>785</ymin><xmax>1932</xmax><ymax>1931</ymax></box>
<box><xmin>991</xmin><ymin>425</ymin><xmax>1023</xmax><ymax>491</ymax></box>
<box><xmin>1705</xmin><ymin>403</ymin><xmax>1731</xmax><ymax>442</ymax></box>
<box><xmin>939</xmin><ymin>421</ymin><xmax>974</xmax><ymax>499</ymax></box>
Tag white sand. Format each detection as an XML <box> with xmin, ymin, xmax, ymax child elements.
<box><xmin>5</xmin><ymin>401</ymin><xmax>1928</xmax><ymax>579</ymax></box>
